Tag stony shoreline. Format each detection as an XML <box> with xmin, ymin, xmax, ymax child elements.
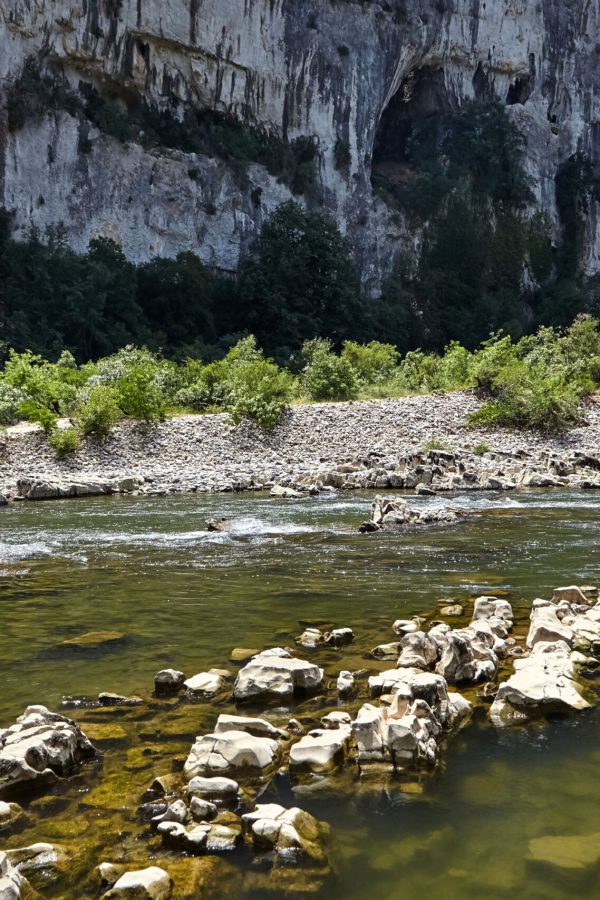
<box><xmin>3</xmin><ymin>391</ymin><xmax>600</xmax><ymax>502</ymax></box>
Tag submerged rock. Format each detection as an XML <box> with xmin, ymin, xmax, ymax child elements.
<box><xmin>527</xmin><ymin>831</ymin><xmax>600</xmax><ymax>870</ymax></box>
<box><xmin>62</xmin><ymin>631</ymin><xmax>125</xmax><ymax>649</ymax></box>
<box><xmin>0</xmin><ymin>706</ymin><xmax>95</xmax><ymax>797</ymax></box>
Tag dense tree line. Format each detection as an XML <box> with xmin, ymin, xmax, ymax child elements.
<box><xmin>0</xmin><ymin>203</ymin><xmax>376</xmax><ymax>365</ymax></box>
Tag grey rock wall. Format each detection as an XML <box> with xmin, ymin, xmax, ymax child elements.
<box><xmin>1</xmin><ymin>0</ymin><xmax>599</xmax><ymax>282</ymax></box>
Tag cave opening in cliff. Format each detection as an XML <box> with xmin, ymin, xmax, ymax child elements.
<box><xmin>371</xmin><ymin>65</ymin><xmax>456</xmax><ymax>201</ymax></box>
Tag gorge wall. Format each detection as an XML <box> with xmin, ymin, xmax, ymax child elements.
<box><xmin>1</xmin><ymin>0</ymin><xmax>599</xmax><ymax>286</ymax></box>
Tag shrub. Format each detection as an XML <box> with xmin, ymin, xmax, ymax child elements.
<box><xmin>302</xmin><ymin>342</ymin><xmax>359</xmax><ymax>401</ymax></box>
<box><xmin>115</xmin><ymin>366</ymin><xmax>167</xmax><ymax>421</ymax></box>
<box><xmin>49</xmin><ymin>427</ymin><xmax>81</xmax><ymax>457</ymax></box>
<box><xmin>76</xmin><ymin>385</ymin><xmax>121</xmax><ymax>436</ymax></box>
<box><xmin>19</xmin><ymin>400</ymin><xmax>57</xmax><ymax>434</ymax></box>
<box><xmin>223</xmin><ymin>357</ymin><xmax>293</xmax><ymax>429</ymax></box>
<box><xmin>473</xmin><ymin>442</ymin><xmax>491</xmax><ymax>456</ymax></box>
<box><xmin>341</xmin><ymin>341</ymin><xmax>399</xmax><ymax>384</ymax></box>
<box><xmin>423</xmin><ymin>439</ymin><xmax>452</xmax><ymax>451</ymax></box>
<box><xmin>0</xmin><ymin>383</ymin><xmax>26</xmax><ymax>425</ymax></box>
<box><xmin>471</xmin><ymin>363</ymin><xmax>586</xmax><ymax>431</ymax></box>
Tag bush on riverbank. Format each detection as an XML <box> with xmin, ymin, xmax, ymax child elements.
<box><xmin>1</xmin><ymin>317</ymin><xmax>599</xmax><ymax>446</ymax></box>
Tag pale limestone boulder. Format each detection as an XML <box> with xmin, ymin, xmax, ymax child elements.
<box><xmin>336</xmin><ymin>670</ymin><xmax>355</xmax><ymax>697</ymax></box>
<box><xmin>435</xmin><ymin>626</ymin><xmax>498</xmax><ymax>683</ymax></box>
<box><xmin>187</xmin><ymin>776</ymin><xmax>239</xmax><ymax>802</ymax></box>
<box><xmin>183</xmin><ymin>730</ymin><xmax>279</xmax><ymax>779</ymax></box>
<box><xmin>241</xmin><ymin>804</ymin><xmax>327</xmax><ymax>865</ymax></box>
<box><xmin>396</xmin><ymin>631</ymin><xmax>439</xmax><ymax>669</ymax></box>
<box><xmin>324</xmin><ymin>627</ymin><xmax>354</xmax><ymax>648</ymax></box>
<box><xmin>234</xmin><ymin>649</ymin><xmax>323</xmax><ymax>701</ymax></box>
<box><xmin>184</xmin><ymin>672</ymin><xmax>227</xmax><ymax>698</ymax></box>
<box><xmin>296</xmin><ymin>628</ymin><xmax>323</xmax><ymax>649</ymax></box>
<box><xmin>490</xmin><ymin>642</ymin><xmax>590</xmax><ymax>725</ymax></box>
<box><xmin>351</xmin><ymin>704</ymin><xmax>388</xmax><ymax>761</ymax></box>
<box><xmin>158</xmin><ymin>820</ymin><xmax>241</xmax><ymax>853</ymax></box>
<box><xmin>552</xmin><ymin>586</ymin><xmax>590</xmax><ymax>605</ymax></box>
<box><xmin>289</xmin><ymin>727</ymin><xmax>351</xmax><ymax>773</ymax></box>
<box><xmin>103</xmin><ymin>866</ymin><xmax>172</xmax><ymax>898</ymax></box>
<box><xmin>0</xmin><ymin>706</ymin><xmax>95</xmax><ymax>797</ymax></box>
<box><xmin>320</xmin><ymin>711</ymin><xmax>352</xmax><ymax>729</ymax></box>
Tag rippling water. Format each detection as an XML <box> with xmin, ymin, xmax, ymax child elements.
<box><xmin>1</xmin><ymin>489</ymin><xmax>600</xmax><ymax>898</ymax></box>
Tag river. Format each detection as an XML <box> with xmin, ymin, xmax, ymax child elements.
<box><xmin>1</xmin><ymin>489</ymin><xmax>599</xmax><ymax>897</ymax></box>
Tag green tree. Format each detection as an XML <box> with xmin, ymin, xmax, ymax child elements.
<box><xmin>237</xmin><ymin>202</ymin><xmax>364</xmax><ymax>359</ymax></box>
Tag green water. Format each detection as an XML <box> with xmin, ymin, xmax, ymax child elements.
<box><xmin>1</xmin><ymin>490</ymin><xmax>600</xmax><ymax>898</ymax></box>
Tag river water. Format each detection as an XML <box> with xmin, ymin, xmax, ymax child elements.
<box><xmin>1</xmin><ymin>489</ymin><xmax>600</xmax><ymax>897</ymax></box>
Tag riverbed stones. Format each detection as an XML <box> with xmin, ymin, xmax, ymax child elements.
<box><xmin>0</xmin><ymin>706</ymin><xmax>95</xmax><ymax>797</ymax></box>
<box><xmin>103</xmin><ymin>866</ymin><xmax>173</xmax><ymax>898</ymax></box>
<box><xmin>154</xmin><ymin>670</ymin><xmax>185</xmax><ymax>694</ymax></box>
<box><xmin>324</xmin><ymin>627</ymin><xmax>354</xmax><ymax>648</ymax></box>
<box><xmin>527</xmin><ymin>831</ymin><xmax>600</xmax><ymax>869</ymax></box>
<box><xmin>435</xmin><ymin>624</ymin><xmax>500</xmax><ymax>684</ymax></box>
<box><xmin>183</xmin><ymin>731</ymin><xmax>280</xmax><ymax>779</ymax></box>
<box><xmin>233</xmin><ymin>649</ymin><xmax>324</xmax><ymax>702</ymax></box>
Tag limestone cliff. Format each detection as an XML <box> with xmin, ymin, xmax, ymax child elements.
<box><xmin>0</xmin><ymin>0</ymin><xmax>599</xmax><ymax>283</ymax></box>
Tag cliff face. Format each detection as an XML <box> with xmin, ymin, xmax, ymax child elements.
<box><xmin>1</xmin><ymin>0</ymin><xmax>599</xmax><ymax>282</ymax></box>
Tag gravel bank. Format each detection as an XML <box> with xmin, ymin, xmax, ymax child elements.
<box><xmin>2</xmin><ymin>391</ymin><xmax>600</xmax><ymax>498</ymax></box>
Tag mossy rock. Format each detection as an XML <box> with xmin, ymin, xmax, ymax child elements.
<box><xmin>166</xmin><ymin>856</ymin><xmax>243</xmax><ymax>899</ymax></box>
<box><xmin>0</xmin><ymin>800</ymin><xmax>28</xmax><ymax>835</ymax></box>
<box><xmin>61</xmin><ymin>631</ymin><xmax>126</xmax><ymax>649</ymax></box>
<box><xmin>81</xmin><ymin>723</ymin><xmax>128</xmax><ymax>744</ymax></box>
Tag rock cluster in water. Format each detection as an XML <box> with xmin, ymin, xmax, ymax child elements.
<box><xmin>3</xmin><ymin>583</ymin><xmax>600</xmax><ymax>897</ymax></box>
